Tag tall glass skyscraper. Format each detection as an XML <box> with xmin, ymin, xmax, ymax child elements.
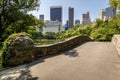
<box><xmin>50</xmin><ymin>6</ymin><xmax>62</xmax><ymax>22</ymax></box>
<box><xmin>68</xmin><ymin>7</ymin><xmax>74</xmax><ymax>28</ymax></box>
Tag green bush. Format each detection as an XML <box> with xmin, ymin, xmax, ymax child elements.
<box><xmin>44</xmin><ymin>32</ymin><xmax>56</xmax><ymax>39</ymax></box>
<box><xmin>31</xmin><ymin>31</ymin><xmax>43</xmax><ymax>39</ymax></box>
<box><xmin>90</xmin><ymin>18</ymin><xmax>120</xmax><ymax>41</ymax></box>
<box><xmin>1</xmin><ymin>32</ymin><xmax>31</xmax><ymax>67</ymax></box>
<box><xmin>27</xmin><ymin>26</ymin><xmax>43</xmax><ymax>39</ymax></box>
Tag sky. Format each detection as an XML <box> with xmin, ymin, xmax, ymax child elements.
<box><xmin>29</xmin><ymin>0</ymin><xmax>109</xmax><ymax>24</ymax></box>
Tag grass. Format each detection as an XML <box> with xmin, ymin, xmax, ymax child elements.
<box><xmin>34</xmin><ymin>39</ymin><xmax>62</xmax><ymax>46</ymax></box>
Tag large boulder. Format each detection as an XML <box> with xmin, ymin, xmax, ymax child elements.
<box><xmin>2</xmin><ymin>34</ymin><xmax>35</xmax><ymax>66</ymax></box>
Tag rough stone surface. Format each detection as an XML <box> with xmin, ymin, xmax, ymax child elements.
<box><xmin>112</xmin><ymin>34</ymin><xmax>120</xmax><ymax>56</ymax></box>
<box><xmin>35</xmin><ymin>36</ymin><xmax>92</xmax><ymax>58</ymax></box>
<box><xmin>7</xmin><ymin>35</ymin><xmax>35</xmax><ymax>66</ymax></box>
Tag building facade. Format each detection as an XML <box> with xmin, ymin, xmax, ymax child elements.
<box><xmin>99</xmin><ymin>9</ymin><xmax>105</xmax><ymax>20</ymax></box>
<box><xmin>43</xmin><ymin>20</ymin><xmax>62</xmax><ymax>33</ymax></box>
<box><xmin>99</xmin><ymin>7</ymin><xmax>116</xmax><ymax>20</ymax></box>
<box><xmin>68</xmin><ymin>7</ymin><xmax>74</xmax><ymax>28</ymax></box>
<box><xmin>39</xmin><ymin>15</ymin><xmax>44</xmax><ymax>22</ymax></box>
<box><xmin>104</xmin><ymin>7</ymin><xmax>116</xmax><ymax>19</ymax></box>
<box><xmin>75</xmin><ymin>19</ymin><xmax>80</xmax><ymax>25</ymax></box>
<box><xmin>50</xmin><ymin>6</ymin><xmax>62</xmax><ymax>22</ymax></box>
<box><xmin>81</xmin><ymin>12</ymin><xmax>91</xmax><ymax>25</ymax></box>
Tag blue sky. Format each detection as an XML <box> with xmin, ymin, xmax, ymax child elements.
<box><xmin>29</xmin><ymin>0</ymin><xmax>109</xmax><ymax>24</ymax></box>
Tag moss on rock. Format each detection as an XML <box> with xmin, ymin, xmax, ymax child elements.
<box><xmin>1</xmin><ymin>33</ymin><xmax>35</xmax><ymax>67</ymax></box>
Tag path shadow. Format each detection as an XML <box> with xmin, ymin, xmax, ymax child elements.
<box><xmin>0</xmin><ymin>59</ymin><xmax>45</xmax><ymax>80</ymax></box>
<box><xmin>0</xmin><ymin>65</ymin><xmax>39</xmax><ymax>80</ymax></box>
<box><xmin>64</xmin><ymin>50</ymin><xmax>79</xmax><ymax>57</ymax></box>
<box><xmin>16</xmin><ymin>67</ymin><xmax>38</xmax><ymax>80</ymax></box>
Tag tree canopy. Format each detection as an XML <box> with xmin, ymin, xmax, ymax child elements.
<box><xmin>57</xmin><ymin>13</ymin><xmax>120</xmax><ymax>41</ymax></box>
<box><xmin>109</xmin><ymin>0</ymin><xmax>120</xmax><ymax>9</ymax></box>
<box><xmin>0</xmin><ymin>0</ymin><xmax>43</xmax><ymax>41</ymax></box>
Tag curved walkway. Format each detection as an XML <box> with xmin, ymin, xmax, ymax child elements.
<box><xmin>1</xmin><ymin>42</ymin><xmax>120</xmax><ymax>80</ymax></box>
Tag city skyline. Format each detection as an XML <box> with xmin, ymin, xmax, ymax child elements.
<box><xmin>29</xmin><ymin>0</ymin><xmax>109</xmax><ymax>24</ymax></box>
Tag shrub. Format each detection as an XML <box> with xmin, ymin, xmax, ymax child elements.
<box><xmin>44</xmin><ymin>32</ymin><xmax>56</xmax><ymax>39</ymax></box>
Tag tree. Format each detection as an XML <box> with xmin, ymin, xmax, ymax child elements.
<box><xmin>0</xmin><ymin>0</ymin><xmax>41</xmax><ymax>41</ymax></box>
<box><xmin>44</xmin><ymin>32</ymin><xmax>57</xmax><ymax>39</ymax></box>
<box><xmin>109</xmin><ymin>0</ymin><xmax>120</xmax><ymax>9</ymax></box>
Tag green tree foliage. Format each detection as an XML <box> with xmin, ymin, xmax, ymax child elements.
<box><xmin>1</xmin><ymin>14</ymin><xmax>45</xmax><ymax>40</ymax></box>
<box><xmin>57</xmin><ymin>25</ymin><xmax>93</xmax><ymax>40</ymax></box>
<box><xmin>90</xmin><ymin>14</ymin><xmax>120</xmax><ymax>41</ymax></box>
<box><xmin>109</xmin><ymin>0</ymin><xmax>118</xmax><ymax>9</ymax></box>
<box><xmin>29</xmin><ymin>30</ymin><xmax>43</xmax><ymax>39</ymax></box>
<box><xmin>57</xmin><ymin>14</ymin><xmax>120</xmax><ymax>41</ymax></box>
<box><xmin>0</xmin><ymin>0</ymin><xmax>43</xmax><ymax>41</ymax></box>
<box><xmin>44</xmin><ymin>32</ymin><xmax>57</xmax><ymax>39</ymax></box>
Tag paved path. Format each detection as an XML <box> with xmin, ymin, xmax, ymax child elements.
<box><xmin>1</xmin><ymin>42</ymin><xmax>120</xmax><ymax>80</ymax></box>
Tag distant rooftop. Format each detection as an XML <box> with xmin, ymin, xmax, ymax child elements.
<box><xmin>50</xmin><ymin>6</ymin><xmax>62</xmax><ymax>8</ymax></box>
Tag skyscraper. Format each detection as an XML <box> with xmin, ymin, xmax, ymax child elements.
<box><xmin>50</xmin><ymin>6</ymin><xmax>62</xmax><ymax>22</ymax></box>
<box><xmin>99</xmin><ymin>7</ymin><xmax>116</xmax><ymax>20</ymax></box>
<box><xmin>99</xmin><ymin>9</ymin><xmax>105</xmax><ymax>20</ymax></box>
<box><xmin>39</xmin><ymin>15</ymin><xmax>44</xmax><ymax>21</ymax></box>
<box><xmin>104</xmin><ymin>7</ymin><xmax>116</xmax><ymax>19</ymax></box>
<box><xmin>81</xmin><ymin>12</ymin><xmax>91</xmax><ymax>25</ymax></box>
<box><xmin>68</xmin><ymin>7</ymin><xmax>74</xmax><ymax>28</ymax></box>
<box><xmin>75</xmin><ymin>19</ymin><xmax>80</xmax><ymax>25</ymax></box>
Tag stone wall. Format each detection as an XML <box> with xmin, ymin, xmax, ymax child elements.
<box><xmin>112</xmin><ymin>35</ymin><xmax>120</xmax><ymax>55</ymax></box>
<box><xmin>35</xmin><ymin>36</ymin><xmax>91</xmax><ymax>58</ymax></box>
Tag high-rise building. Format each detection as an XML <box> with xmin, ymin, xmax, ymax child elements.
<box><xmin>43</xmin><ymin>20</ymin><xmax>62</xmax><ymax>33</ymax></box>
<box><xmin>39</xmin><ymin>15</ymin><xmax>44</xmax><ymax>21</ymax></box>
<box><xmin>105</xmin><ymin>7</ymin><xmax>116</xmax><ymax>19</ymax></box>
<box><xmin>75</xmin><ymin>19</ymin><xmax>80</xmax><ymax>25</ymax></box>
<box><xmin>64</xmin><ymin>20</ymin><xmax>69</xmax><ymax>30</ymax></box>
<box><xmin>99</xmin><ymin>9</ymin><xmax>105</xmax><ymax>20</ymax></box>
<box><xmin>50</xmin><ymin>6</ymin><xmax>62</xmax><ymax>22</ymax></box>
<box><xmin>99</xmin><ymin>7</ymin><xmax>116</xmax><ymax>20</ymax></box>
<box><xmin>68</xmin><ymin>7</ymin><xmax>74</xmax><ymax>28</ymax></box>
<box><xmin>39</xmin><ymin>15</ymin><xmax>44</xmax><ymax>32</ymax></box>
<box><xmin>81</xmin><ymin>12</ymin><xmax>91</xmax><ymax>25</ymax></box>
<box><xmin>66</xmin><ymin>20</ymin><xmax>69</xmax><ymax>27</ymax></box>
